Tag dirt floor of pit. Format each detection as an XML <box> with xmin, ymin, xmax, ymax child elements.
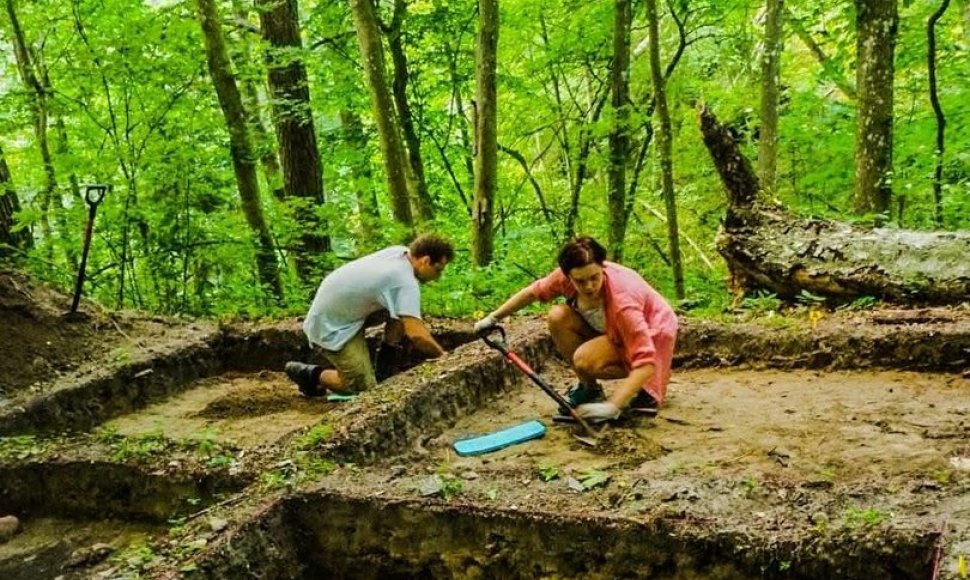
<box><xmin>312</xmin><ymin>358</ymin><xmax>970</xmax><ymax>538</ymax></box>
<box><xmin>0</xmin><ymin>517</ymin><xmax>160</xmax><ymax>580</ymax></box>
<box><xmin>107</xmin><ymin>371</ymin><xmax>342</xmax><ymax>448</ymax></box>
<box><xmin>432</xmin><ymin>361</ymin><xmax>970</xmax><ymax>483</ymax></box>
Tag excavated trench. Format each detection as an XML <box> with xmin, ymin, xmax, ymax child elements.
<box><xmin>1</xmin><ymin>312</ymin><xmax>969</xmax><ymax>579</ymax></box>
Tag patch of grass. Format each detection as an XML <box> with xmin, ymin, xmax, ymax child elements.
<box><xmin>260</xmin><ymin>469</ymin><xmax>290</xmax><ymax>490</ymax></box>
<box><xmin>112</xmin><ymin>540</ymin><xmax>158</xmax><ymax>574</ymax></box>
<box><xmin>842</xmin><ymin>506</ymin><xmax>886</xmax><ymax>528</ymax></box>
<box><xmin>796</xmin><ymin>290</ymin><xmax>827</xmax><ymax>307</ymax></box>
<box><xmin>296</xmin><ymin>454</ymin><xmax>337</xmax><ymax>478</ymax></box>
<box><xmin>934</xmin><ymin>469</ymin><xmax>952</xmax><ymax>485</ymax></box>
<box><xmin>0</xmin><ymin>435</ymin><xmax>50</xmax><ymax>461</ymax></box>
<box><xmin>295</xmin><ymin>423</ymin><xmax>334</xmax><ymax>450</ymax></box>
<box><xmin>439</xmin><ymin>474</ymin><xmax>464</xmax><ymax>500</ymax></box>
<box><xmin>110</xmin><ymin>429</ymin><xmax>170</xmax><ymax>462</ymax></box>
<box><xmin>818</xmin><ymin>466</ymin><xmax>838</xmax><ymax>482</ymax></box>
<box><xmin>740</xmin><ymin>476</ymin><xmax>760</xmax><ymax>497</ymax></box>
<box><xmin>740</xmin><ymin>290</ymin><xmax>783</xmax><ymax>315</ymax></box>
<box><xmin>111</xmin><ymin>346</ymin><xmax>133</xmax><ymax>363</ymax></box>
<box><xmin>837</xmin><ymin>295</ymin><xmax>879</xmax><ymax>311</ymax></box>
<box><xmin>537</xmin><ymin>463</ymin><xmax>560</xmax><ymax>482</ymax></box>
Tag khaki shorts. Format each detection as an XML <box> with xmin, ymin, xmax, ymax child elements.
<box><xmin>322</xmin><ymin>329</ymin><xmax>377</xmax><ymax>393</ymax></box>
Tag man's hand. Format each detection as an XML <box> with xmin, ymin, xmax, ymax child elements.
<box><xmin>575</xmin><ymin>402</ymin><xmax>621</xmax><ymax>424</ymax></box>
<box><xmin>473</xmin><ymin>313</ymin><xmax>498</xmax><ymax>333</ymax></box>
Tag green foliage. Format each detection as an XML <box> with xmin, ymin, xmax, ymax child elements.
<box><xmin>842</xmin><ymin>506</ymin><xmax>887</xmax><ymax>528</ymax></box>
<box><xmin>740</xmin><ymin>476</ymin><xmax>760</xmax><ymax>497</ymax></box>
<box><xmin>112</xmin><ymin>540</ymin><xmax>159</xmax><ymax>573</ymax></box>
<box><xmin>576</xmin><ymin>469</ymin><xmax>611</xmax><ymax>490</ymax></box>
<box><xmin>0</xmin><ymin>435</ymin><xmax>50</xmax><ymax>461</ymax></box>
<box><xmin>295</xmin><ymin>423</ymin><xmax>335</xmax><ymax>450</ymax></box>
<box><xmin>740</xmin><ymin>290</ymin><xmax>783</xmax><ymax>314</ymax></box>
<box><xmin>537</xmin><ymin>463</ymin><xmax>561</xmax><ymax>482</ymax></box>
<box><xmin>438</xmin><ymin>473</ymin><xmax>464</xmax><ymax>501</ymax></box>
<box><xmin>838</xmin><ymin>295</ymin><xmax>879</xmax><ymax>311</ymax></box>
<box><xmin>796</xmin><ymin>290</ymin><xmax>827</xmax><ymax>306</ymax></box>
<box><xmin>1</xmin><ymin>0</ymin><xmax>966</xmax><ymax>319</ymax></box>
<box><xmin>110</xmin><ymin>430</ymin><xmax>170</xmax><ymax>462</ymax></box>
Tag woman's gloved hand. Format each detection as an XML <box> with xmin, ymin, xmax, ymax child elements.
<box><xmin>473</xmin><ymin>314</ymin><xmax>498</xmax><ymax>333</ymax></box>
<box><xmin>575</xmin><ymin>401</ymin><xmax>621</xmax><ymax>423</ymax></box>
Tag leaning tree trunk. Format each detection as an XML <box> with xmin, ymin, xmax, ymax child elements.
<box><xmin>0</xmin><ymin>144</ymin><xmax>31</xmax><ymax>255</ymax></box>
<box><xmin>853</xmin><ymin>0</ymin><xmax>898</xmax><ymax>218</ymax></box>
<box><xmin>258</xmin><ymin>0</ymin><xmax>330</xmax><ymax>281</ymax></box>
<box><xmin>350</xmin><ymin>0</ymin><xmax>413</xmax><ymax>230</ymax></box>
<box><xmin>700</xmin><ymin>106</ymin><xmax>970</xmax><ymax>305</ymax></box>
<box><xmin>471</xmin><ymin>0</ymin><xmax>498</xmax><ymax>267</ymax></box>
<box><xmin>607</xmin><ymin>0</ymin><xmax>632</xmax><ymax>261</ymax></box>
<box><xmin>195</xmin><ymin>0</ymin><xmax>283</xmax><ymax>301</ymax></box>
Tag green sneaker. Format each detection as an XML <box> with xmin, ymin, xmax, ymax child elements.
<box><xmin>558</xmin><ymin>382</ymin><xmax>605</xmax><ymax>415</ymax></box>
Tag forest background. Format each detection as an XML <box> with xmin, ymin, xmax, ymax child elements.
<box><xmin>0</xmin><ymin>0</ymin><xmax>967</xmax><ymax>319</ymax></box>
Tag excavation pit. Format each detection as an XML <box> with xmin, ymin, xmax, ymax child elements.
<box><xmin>1</xmin><ymin>310</ymin><xmax>969</xmax><ymax>579</ymax></box>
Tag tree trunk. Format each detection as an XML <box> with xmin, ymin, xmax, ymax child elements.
<box><xmin>853</xmin><ymin>0</ymin><xmax>898</xmax><ymax>218</ymax></box>
<box><xmin>258</xmin><ymin>0</ymin><xmax>330</xmax><ymax>280</ymax></box>
<box><xmin>607</xmin><ymin>0</ymin><xmax>632</xmax><ymax>260</ymax></box>
<box><xmin>387</xmin><ymin>0</ymin><xmax>435</xmax><ymax>223</ymax></box>
<box><xmin>231</xmin><ymin>1</ymin><xmax>285</xmax><ymax>201</ymax></box>
<box><xmin>339</xmin><ymin>109</ymin><xmax>382</xmax><ymax>249</ymax></box>
<box><xmin>0</xmin><ymin>144</ymin><xmax>31</xmax><ymax>255</ymax></box>
<box><xmin>472</xmin><ymin>0</ymin><xmax>499</xmax><ymax>267</ymax></box>
<box><xmin>350</xmin><ymin>0</ymin><xmax>413</xmax><ymax>229</ymax></box>
<box><xmin>195</xmin><ymin>0</ymin><xmax>283</xmax><ymax>301</ymax></box>
<box><xmin>6</xmin><ymin>0</ymin><xmax>56</xmax><ymax>259</ymax></box>
<box><xmin>927</xmin><ymin>0</ymin><xmax>950</xmax><ymax>228</ymax></box>
<box><xmin>758</xmin><ymin>0</ymin><xmax>783</xmax><ymax>195</ymax></box>
<box><xmin>37</xmin><ymin>51</ymin><xmax>79</xmax><ymax>270</ymax></box>
<box><xmin>700</xmin><ymin>106</ymin><xmax>970</xmax><ymax>305</ymax></box>
<box><xmin>646</xmin><ymin>0</ymin><xmax>684</xmax><ymax>299</ymax></box>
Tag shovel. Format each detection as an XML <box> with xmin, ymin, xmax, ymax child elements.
<box><xmin>69</xmin><ymin>184</ymin><xmax>108</xmax><ymax>315</ymax></box>
<box><xmin>478</xmin><ymin>325</ymin><xmax>599</xmax><ymax>442</ymax></box>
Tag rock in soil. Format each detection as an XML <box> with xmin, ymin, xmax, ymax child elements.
<box><xmin>0</xmin><ymin>515</ymin><xmax>21</xmax><ymax>543</ymax></box>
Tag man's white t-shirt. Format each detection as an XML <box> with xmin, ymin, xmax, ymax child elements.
<box><xmin>303</xmin><ymin>246</ymin><xmax>421</xmax><ymax>351</ymax></box>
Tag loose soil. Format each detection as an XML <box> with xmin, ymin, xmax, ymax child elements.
<box><xmin>0</xmin><ymin>269</ymin><xmax>214</xmax><ymax>402</ymax></box>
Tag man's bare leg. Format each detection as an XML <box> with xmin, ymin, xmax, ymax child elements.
<box><xmin>319</xmin><ymin>369</ymin><xmax>356</xmax><ymax>394</ymax></box>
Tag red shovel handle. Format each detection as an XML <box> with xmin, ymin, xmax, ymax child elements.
<box><xmin>478</xmin><ymin>325</ymin><xmax>598</xmax><ymax>439</ymax></box>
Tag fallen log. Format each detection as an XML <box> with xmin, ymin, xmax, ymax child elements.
<box><xmin>699</xmin><ymin>106</ymin><xmax>970</xmax><ymax>305</ymax></box>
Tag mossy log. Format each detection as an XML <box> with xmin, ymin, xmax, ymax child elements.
<box><xmin>700</xmin><ymin>106</ymin><xmax>970</xmax><ymax>305</ymax></box>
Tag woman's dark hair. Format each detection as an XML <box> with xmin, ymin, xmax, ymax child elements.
<box><xmin>558</xmin><ymin>236</ymin><xmax>607</xmax><ymax>275</ymax></box>
<box><xmin>409</xmin><ymin>233</ymin><xmax>455</xmax><ymax>264</ymax></box>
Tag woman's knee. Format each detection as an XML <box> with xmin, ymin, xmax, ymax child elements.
<box><xmin>547</xmin><ymin>304</ymin><xmax>575</xmax><ymax>331</ymax></box>
<box><xmin>572</xmin><ymin>344</ymin><xmax>599</xmax><ymax>375</ymax></box>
